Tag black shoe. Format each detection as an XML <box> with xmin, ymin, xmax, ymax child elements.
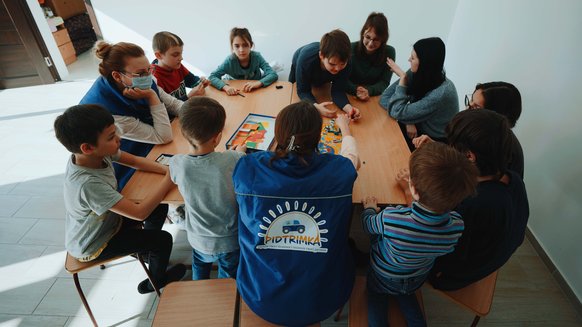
<box><xmin>137</xmin><ymin>263</ymin><xmax>187</xmax><ymax>294</ymax></box>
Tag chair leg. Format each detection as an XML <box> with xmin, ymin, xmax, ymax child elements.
<box><xmin>136</xmin><ymin>253</ymin><xmax>161</xmax><ymax>296</ymax></box>
<box><xmin>334</xmin><ymin>306</ymin><xmax>344</xmax><ymax>322</ymax></box>
<box><xmin>73</xmin><ymin>273</ymin><xmax>98</xmax><ymax>327</ymax></box>
<box><xmin>471</xmin><ymin>315</ymin><xmax>481</xmax><ymax>327</ymax></box>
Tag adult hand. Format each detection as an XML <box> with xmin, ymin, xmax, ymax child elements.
<box><xmin>406</xmin><ymin>124</ymin><xmax>418</xmax><ymax>139</ymax></box>
<box><xmin>412</xmin><ymin>134</ymin><xmax>434</xmax><ymax>149</ymax></box>
<box><xmin>386</xmin><ymin>58</ymin><xmax>406</xmax><ymax>79</ymax></box>
<box><xmin>123</xmin><ymin>88</ymin><xmax>160</xmax><ymax>106</ymax></box>
<box><xmin>363</xmin><ymin>196</ymin><xmax>380</xmax><ymax>213</ymax></box>
<box><xmin>242</xmin><ymin>81</ymin><xmax>262</xmax><ymax>93</ymax></box>
<box><xmin>314</xmin><ymin>101</ymin><xmax>337</xmax><ymax>118</ymax></box>
<box><xmin>356</xmin><ymin>86</ymin><xmax>370</xmax><ymax>101</ymax></box>
<box><xmin>223</xmin><ymin>85</ymin><xmax>240</xmax><ymax>96</ymax></box>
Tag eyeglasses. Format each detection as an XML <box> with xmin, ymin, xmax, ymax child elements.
<box><xmin>364</xmin><ymin>34</ymin><xmax>381</xmax><ymax>46</ymax></box>
<box><xmin>121</xmin><ymin>67</ymin><xmax>153</xmax><ymax>78</ymax></box>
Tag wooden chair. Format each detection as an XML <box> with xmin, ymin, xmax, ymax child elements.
<box><xmin>152</xmin><ymin>279</ymin><xmax>238</xmax><ymax>326</ymax></box>
<box><xmin>429</xmin><ymin>270</ymin><xmax>499</xmax><ymax>327</ymax></box>
<box><xmin>65</xmin><ymin>252</ymin><xmax>160</xmax><ymax>327</ymax></box>
<box><xmin>335</xmin><ymin>275</ymin><xmax>425</xmax><ymax>326</ymax></box>
<box><xmin>238</xmin><ymin>296</ymin><xmax>321</xmax><ymax>327</ymax></box>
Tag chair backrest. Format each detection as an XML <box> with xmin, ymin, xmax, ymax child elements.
<box><xmin>433</xmin><ymin>270</ymin><xmax>499</xmax><ymax>317</ymax></box>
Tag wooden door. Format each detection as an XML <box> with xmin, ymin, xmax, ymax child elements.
<box><xmin>0</xmin><ymin>0</ymin><xmax>59</xmax><ymax>89</ymax></box>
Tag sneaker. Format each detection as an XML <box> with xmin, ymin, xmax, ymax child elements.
<box><xmin>137</xmin><ymin>263</ymin><xmax>187</xmax><ymax>294</ymax></box>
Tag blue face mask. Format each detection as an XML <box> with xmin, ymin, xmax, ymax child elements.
<box><xmin>130</xmin><ymin>75</ymin><xmax>153</xmax><ymax>90</ymax></box>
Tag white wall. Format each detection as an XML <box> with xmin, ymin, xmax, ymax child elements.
<box><xmin>91</xmin><ymin>0</ymin><xmax>459</xmax><ymax>80</ymax></box>
<box><xmin>446</xmin><ymin>0</ymin><xmax>582</xmax><ymax>301</ymax></box>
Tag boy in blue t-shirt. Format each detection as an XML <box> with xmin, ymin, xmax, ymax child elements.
<box><xmin>54</xmin><ymin>104</ymin><xmax>186</xmax><ymax>294</ymax></box>
<box><xmin>362</xmin><ymin>142</ymin><xmax>478</xmax><ymax>326</ymax></box>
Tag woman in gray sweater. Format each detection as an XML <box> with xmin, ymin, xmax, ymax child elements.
<box><xmin>380</xmin><ymin>37</ymin><xmax>458</xmax><ymax>148</ymax></box>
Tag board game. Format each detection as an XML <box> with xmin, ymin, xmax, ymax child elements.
<box><xmin>318</xmin><ymin>119</ymin><xmax>342</xmax><ymax>154</ymax></box>
<box><xmin>225</xmin><ymin>113</ymin><xmax>276</xmax><ymax>152</ymax></box>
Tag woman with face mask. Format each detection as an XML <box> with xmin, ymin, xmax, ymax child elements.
<box><xmin>380</xmin><ymin>37</ymin><xmax>458</xmax><ymax>150</ymax></box>
<box><xmin>80</xmin><ymin>41</ymin><xmax>183</xmax><ymax>190</ymax></box>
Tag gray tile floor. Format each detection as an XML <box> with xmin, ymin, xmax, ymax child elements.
<box><xmin>0</xmin><ymin>57</ymin><xmax>580</xmax><ymax>326</ymax></box>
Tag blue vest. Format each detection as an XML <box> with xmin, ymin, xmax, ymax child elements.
<box><xmin>79</xmin><ymin>76</ymin><xmax>160</xmax><ymax>190</ymax></box>
<box><xmin>233</xmin><ymin>151</ymin><xmax>357</xmax><ymax>326</ymax></box>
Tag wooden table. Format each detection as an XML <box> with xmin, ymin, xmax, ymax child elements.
<box><xmin>122</xmin><ymin>80</ymin><xmax>410</xmax><ymax>206</ymax></box>
<box><xmin>290</xmin><ymin>84</ymin><xmax>410</xmax><ymax>205</ymax></box>
<box><xmin>121</xmin><ymin>81</ymin><xmax>292</xmax><ymax>204</ymax></box>
<box><xmin>152</xmin><ymin>279</ymin><xmax>238</xmax><ymax>326</ymax></box>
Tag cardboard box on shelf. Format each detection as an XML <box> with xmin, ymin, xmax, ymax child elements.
<box><xmin>52</xmin><ymin>28</ymin><xmax>71</xmax><ymax>46</ymax></box>
<box><xmin>44</xmin><ymin>0</ymin><xmax>86</xmax><ymax>20</ymax></box>
<box><xmin>58</xmin><ymin>41</ymin><xmax>77</xmax><ymax>65</ymax></box>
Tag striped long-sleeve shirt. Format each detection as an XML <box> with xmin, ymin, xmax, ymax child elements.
<box><xmin>362</xmin><ymin>202</ymin><xmax>464</xmax><ymax>280</ymax></box>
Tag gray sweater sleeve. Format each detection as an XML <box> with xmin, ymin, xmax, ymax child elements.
<box><xmin>384</xmin><ymin>79</ymin><xmax>457</xmax><ymax>125</ymax></box>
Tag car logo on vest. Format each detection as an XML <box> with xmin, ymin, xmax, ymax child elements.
<box><xmin>256</xmin><ymin>201</ymin><xmax>328</xmax><ymax>253</ymax></box>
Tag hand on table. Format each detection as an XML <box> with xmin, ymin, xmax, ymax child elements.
<box><xmin>314</xmin><ymin>101</ymin><xmax>337</xmax><ymax>118</ymax></box>
<box><xmin>356</xmin><ymin>86</ymin><xmax>370</xmax><ymax>101</ymax></box>
<box><xmin>242</xmin><ymin>81</ymin><xmax>262</xmax><ymax>93</ymax></box>
<box><xmin>223</xmin><ymin>85</ymin><xmax>240</xmax><ymax>96</ymax></box>
<box><xmin>343</xmin><ymin>104</ymin><xmax>361</xmax><ymax>121</ymax></box>
<box><xmin>363</xmin><ymin>196</ymin><xmax>380</xmax><ymax>213</ymax></box>
<box><xmin>188</xmin><ymin>83</ymin><xmax>206</xmax><ymax>97</ymax></box>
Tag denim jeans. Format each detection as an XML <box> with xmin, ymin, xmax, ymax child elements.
<box><xmin>366</xmin><ymin>271</ymin><xmax>427</xmax><ymax>327</ymax></box>
<box><xmin>191</xmin><ymin>248</ymin><xmax>240</xmax><ymax>280</ymax></box>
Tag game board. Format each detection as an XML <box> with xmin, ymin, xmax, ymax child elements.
<box><xmin>226</xmin><ymin>113</ymin><xmax>276</xmax><ymax>152</ymax></box>
<box><xmin>318</xmin><ymin>119</ymin><xmax>342</xmax><ymax>154</ymax></box>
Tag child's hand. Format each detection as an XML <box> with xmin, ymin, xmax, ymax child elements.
<box><xmin>223</xmin><ymin>85</ymin><xmax>240</xmax><ymax>96</ymax></box>
<box><xmin>242</xmin><ymin>81</ymin><xmax>262</xmax><ymax>93</ymax></box>
<box><xmin>356</xmin><ymin>86</ymin><xmax>369</xmax><ymax>101</ymax></box>
<box><xmin>395</xmin><ymin>168</ymin><xmax>410</xmax><ymax>191</ymax></box>
<box><xmin>314</xmin><ymin>101</ymin><xmax>336</xmax><ymax>118</ymax></box>
<box><xmin>234</xmin><ymin>144</ymin><xmax>247</xmax><ymax>153</ymax></box>
<box><xmin>343</xmin><ymin>104</ymin><xmax>361</xmax><ymax>121</ymax></box>
<box><xmin>405</xmin><ymin>124</ymin><xmax>417</xmax><ymax>139</ymax></box>
<box><xmin>363</xmin><ymin>196</ymin><xmax>380</xmax><ymax>212</ymax></box>
<box><xmin>188</xmin><ymin>83</ymin><xmax>205</xmax><ymax>97</ymax></box>
<box><xmin>335</xmin><ymin>114</ymin><xmax>350</xmax><ymax>134</ymax></box>
<box><xmin>199</xmin><ymin>77</ymin><xmax>210</xmax><ymax>87</ymax></box>
<box><xmin>412</xmin><ymin>135</ymin><xmax>434</xmax><ymax>149</ymax></box>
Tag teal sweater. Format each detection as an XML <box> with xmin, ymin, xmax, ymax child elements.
<box><xmin>209</xmin><ymin>51</ymin><xmax>278</xmax><ymax>90</ymax></box>
<box><xmin>346</xmin><ymin>42</ymin><xmax>396</xmax><ymax>96</ymax></box>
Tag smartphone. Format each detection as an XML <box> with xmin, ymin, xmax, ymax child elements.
<box><xmin>155</xmin><ymin>153</ymin><xmax>173</xmax><ymax>166</ymax></box>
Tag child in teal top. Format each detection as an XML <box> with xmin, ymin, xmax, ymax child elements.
<box><xmin>209</xmin><ymin>27</ymin><xmax>278</xmax><ymax>95</ymax></box>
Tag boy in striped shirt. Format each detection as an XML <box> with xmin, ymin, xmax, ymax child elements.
<box><xmin>362</xmin><ymin>142</ymin><xmax>478</xmax><ymax>326</ymax></box>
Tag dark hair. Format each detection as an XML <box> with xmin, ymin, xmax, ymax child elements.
<box><xmin>475</xmin><ymin>82</ymin><xmax>522</xmax><ymax>128</ymax></box>
<box><xmin>355</xmin><ymin>12</ymin><xmax>389</xmax><ymax>65</ymax></box>
<box><xmin>446</xmin><ymin>110</ymin><xmax>513</xmax><ymax>178</ymax></box>
<box><xmin>54</xmin><ymin>104</ymin><xmax>115</xmax><ymax>154</ymax></box>
<box><xmin>410</xmin><ymin>142</ymin><xmax>478</xmax><ymax>213</ymax></box>
<box><xmin>230</xmin><ymin>27</ymin><xmax>254</xmax><ymax>49</ymax></box>
<box><xmin>179</xmin><ymin>97</ymin><xmax>226</xmax><ymax>147</ymax></box>
<box><xmin>320</xmin><ymin>29</ymin><xmax>351</xmax><ymax>62</ymax></box>
<box><xmin>152</xmin><ymin>31</ymin><xmax>184</xmax><ymax>53</ymax></box>
<box><xmin>408</xmin><ymin>37</ymin><xmax>446</xmax><ymax>100</ymax></box>
<box><xmin>95</xmin><ymin>41</ymin><xmax>145</xmax><ymax>83</ymax></box>
<box><xmin>272</xmin><ymin>101</ymin><xmax>323</xmax><ymax>165</ymax></box>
